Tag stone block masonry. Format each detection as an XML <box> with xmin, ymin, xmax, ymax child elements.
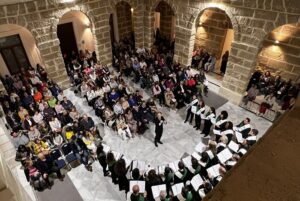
<box><xmin>0</xmin><ymin>0</ymin><xmax>299</xmax><ymax>103</ymax></box>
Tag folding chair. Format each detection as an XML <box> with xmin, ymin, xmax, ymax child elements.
<box><xmin>61</xmin><ymin>143</ymin><xmax>79</xmax><ymax>168</ymax></box>
<box><xmin>50</xmin><ymin>148</ymin><xmax>68</xmax><ymax>170</ymax></box>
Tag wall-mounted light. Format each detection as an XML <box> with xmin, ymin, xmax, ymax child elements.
<box><xmin>199</xmin><ymin>22</ymin><xmax>203</xmax><ymax>26</ymax></box>
<box><xmin>275</xmin><ymin>40</ymin><xmax>280</xmax><ymax>44</ymax></box>
<box><xmin>131</xmin><ymin>8</ymin><xmax>134</xmax><ymax>13</ymax></box>
<box><xmin>60</xmin><ymin>0</ymin><xmax>75</xmax><ymax>3</ymax></box>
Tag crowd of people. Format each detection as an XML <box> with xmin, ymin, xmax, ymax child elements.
<box><xmin>55</xmin><ymin>36</ymin><xmax>260</xmax><ymax>201</ymax></box>
<box><xmin>0</xmin><ymin>33</ymin><xmax>265</xmax><ymax>200</ymax></box>
<box><xmin>0</xmin><ymin>64</ymin><xmax>102</xmax><ymax>190</ymax></box>
<box><xmin>191</xmin><ymin>48</ymin><xmax>229</xmax><ymax>75</ymax></box>
<box><xmin>242</xmin><ymin>70</ymin><xmax>299</xmax><ymax>117</ymax></box>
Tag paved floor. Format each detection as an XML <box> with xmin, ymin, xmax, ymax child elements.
<box><xmin>60</xmin><ymin>81</ymin><xmax>272</xmax><ymax>201</ymax></box>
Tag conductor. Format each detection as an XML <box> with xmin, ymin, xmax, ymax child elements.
<box><xmin>154</xmin><ymin>112</ymin><xmax>166</xmax><ymax>147</ymax></box>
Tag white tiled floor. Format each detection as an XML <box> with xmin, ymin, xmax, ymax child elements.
<box><xmin>63</xmin><ymin>79</ymin><xmax>272</xmax><ymax>201</ymax></box>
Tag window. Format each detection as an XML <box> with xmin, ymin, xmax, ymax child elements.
<box><xmin>0</xmin><ymin>34</ymin><xmax>31</xmax><ymax>75</ymax></box>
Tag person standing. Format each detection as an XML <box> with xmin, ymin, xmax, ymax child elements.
<box><xmin>154</xmin><ymin>112</ymin><xmax>166</xmax><ymax>147</ymax></box>
<box><xmin>184</xmin><ymin>95</ymin><xmax>198</xmax><ymax>124</ymax></box>
<box><xmin>220</xmin><ymin>51</ymin><xmax>229</xmax><ymax>75</ymax></box>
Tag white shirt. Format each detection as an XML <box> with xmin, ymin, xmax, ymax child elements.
<box><xmin>33</xmin><ymin>113</ymin><xmax>44</xmax><ymax>124</ymax></box>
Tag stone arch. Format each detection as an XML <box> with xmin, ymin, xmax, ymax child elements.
<box><xmin>153</xmin><ymin>0</ymin><xmax>176</xmax><ymax>42</ymax></box>
<box><xmin>56</xmin><ymin>10</ymin><xmax>96</xmax><ymax>55</ymax></box>
<box><xmin>50</xmin><ymin>7</ymin><xmax>98</xmax><ymax>49</ymax></box>
<box><xmin>145</xmin><ymin>0</ymin><xmax>177</xmax><ymax>47</ymax></box>
<box><xmin>151</xmin><ymin>0</ymin><xmax>177</xmax><ymax>16</ymax></box>
<box><xmin>189</xmin><ymin>4</ymin><xmax>240</xmax><ymax>42</ymax></box>
<box><xmin>254</xmin><ymin>23</ymin><xmax>300</xmax><ymax>82</ymax></box>
<box><xmin>185</xmin><ymin>6</ymin><xmax>236</xmax><ymax>73</ymax></box>
<box><xmin>0</xmin><ymin>24</ymin><xmax>44</xmax><ymax>76</ymax></box>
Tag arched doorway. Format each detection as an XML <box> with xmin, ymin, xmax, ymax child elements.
<box><xmin>0</xmin><ymin>24</ymin><xmax>43</xmax><ymax>77</ymax></box>
<box><xmin>192</xmin><ymin>7</ymin><xmax>233</xmax><ymax>79</ymax></box>
<box><xmin>153</xmin><ymin>0</ymin><xmax>175</xmax><ymax>53</ymax></box>
<box><xmin>57</xmin><ymin>10</ymin><xmax>95</xmax><ymax>71</ymax></box>
<box><xmin>242</xmin><ymin>23</ymin><xmax>300</xmax><ymax>121</ymax></box>
<box><xmin>115</xmin><ymin>1</ymin><xmax>134</xmax><ymax>49</ymax></box>
<box><xmin>254</xmin><ymin>23</ymin><xmax>300</xmax><ymax>83</ymax></box>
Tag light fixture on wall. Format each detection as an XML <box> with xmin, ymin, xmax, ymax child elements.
<box><xmin>199</xmin><ymin>22</ymin><xmax>203</xmax><ymax>26</ymax></box>
<box><xmin>60</xmin><ymin>0</ymin><xmax>75</xmax><ymax>3</ymax></box>
<box><xmin>131</xmin><ymin>8</ymin><xmax>134</xmax><ymax>13</ymax></box>
<box><xmin>275</xmin><ymin>40</ymin><xmax>280</xmax><ymax>44</ymax></box>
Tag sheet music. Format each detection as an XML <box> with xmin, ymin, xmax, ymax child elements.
<box><xmin>192</xmin><ymin>152</ymin><xmax>201</xmax><ymax>161</ymax></box>
<box><xmin>112</xmin><ymin>151</ymin><xmax>122</xmax><ymax>160</ymax></box>
<box><xmin>171</xmin><ymin>183</ymin><xmax>184</xmax><ymax>196</ymax></box>
<box><xmin>207</xmin><ymin>164</ymin><xmax>221</xmax><ymax>178</ymax></box>
<box><xmin>191</xmin><ymin>174</ymin><xmax>204</xmax><ymax>191</ymax></box>
<box><xmin>195</xmin><ymin>142</ymin><xmax>204</xmax><ymax>153</ymax></box>
<box><xmin>130</xmin><ymin>180</ymin><xmax>145</xmax><ymax>193</ymax></box>
<box><xmin>132</xmin><ymin>160</ymin><xmax>146</xmax><ymax>172</ymax></box>
<box><xmin>151</xmin><ymin>184</ymin><xmax>167</xmax><ymax>199</ymax></box>
<box><xmin>102</xmin><ymin>144</ymin><xmax>110</xmax><ymax>154</ymax></box>
<box><xmin>235</xmin><ymin>131</ymin><xmax>244</xmax><ymax>143</ymax></box>
<box><xmin>182</xmin><ymin>156</ymin><xmax>192</xmax><ymax>167</ymax></box>
<box><xmin>168</xmin><ymin>160</ymin><xmax>180</xmax><ymax>172</ymax></box>
<box><xmin>228</xmin><ymin>141</ymin><xmax>239</xmax><ymax>153</ymax></box>
<box><xmin>213</xmin><ymin>129</ymin><xmax>222</xmax><ymax>135</ymax></box>
<box><xmin>217</xmin><ymin>148</ymin><xmax>233</xmax><ymax>164</ymax></box>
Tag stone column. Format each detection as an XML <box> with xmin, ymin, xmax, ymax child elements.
<box><xmin>174</xmin><ymin>25</ymin><xmax>194</xmax><ymax>66</ymax></box>
<box><xmin>93</xmin><ymin>14</ymin><xmax>113</xmax><ymax>66</ymax></box>
<box><xmin>219</xmin><ymin>40</ymin><xmax>260</xmax><ymax>104</ymax></box>
<box><xmin>132</xmin><ymin>1</ymin><xmax>144</xmax><ymax>49</ymax></box>
<box><xmin>37</xmin><ymin>36</ymin><xmax>70</xmax><ymax>88</ymax></box>
<box><xmin>143</xmin><ymin>1</ymin><xmax>154</xmax><ymax>50</ymax></box>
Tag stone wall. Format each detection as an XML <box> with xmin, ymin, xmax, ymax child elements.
<box><xmin>0</xmin><ymin>0</ymin><xmax>119</xmax><ymax>88</ymax></box>
<box><xmin>155</xmin><ymin>1</ymin><xmax>174</xmax><ymax>40</ymax></box>
<box><xmin>256</xmin><ymin>23</ymin><xmax>300</xmax><ymax>82</ymax></box>
<box><xmin>116</xmin><ymin>1</ymin><xmax>133</xmax><ymax>41</ymax></box>
<box><xmin>0</xmin><ymin>0</ymin><xmax>299</xmax><ymax>102</ymax></box>
<box><xmin>142</xmin><ymin>0</ymin><xmax>300</xmax><ymax>103</ymax></box>
<box><xmin>194</xmin><ymin>8</ymin><xmax>231</xmax><ymax>59</ymax></box>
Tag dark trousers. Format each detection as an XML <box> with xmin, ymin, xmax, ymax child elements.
<box><xmin>155</xmin><ymin>130</ymin><xmax>163</xmax><ymax>143</ymax></box>
<box><xmin>195</xmin><ymin>114</ymin><xmax>201</xmax><ymax>129</ymax></box>
<box><xmin>99</xmin><ymin>157</ymin><xmax>108</xmax><ymax>175</ymax></box>
<box><xmin>202</xmin><ymin>120</ymin><xmax>212</xmax><ymax>136</ymax></box>
<box><xmin>185</xmin><ymin>109</ymin><xmax>194</xmax><ymax>123</ymax></box>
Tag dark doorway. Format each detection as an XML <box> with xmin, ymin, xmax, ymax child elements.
<box><xmin>0</xmin><ymin>34</ymin><xmax>30</xmax><ymax>75</ymax></box>
<box><xmin>57</xmin><ymin>22</ymin><xmax>78</xmax><ymax>57</ymax></box>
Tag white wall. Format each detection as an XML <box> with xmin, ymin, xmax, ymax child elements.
<box><xmin>0</xmin><ymin>24</ymin><xmax>43</xmax><ymax>76</ymax></box>
<box><xmin>58</xmin><ymin>11</ymin><xmax>95</xmax><ymax>52</ymax></box>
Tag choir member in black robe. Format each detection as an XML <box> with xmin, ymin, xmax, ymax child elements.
<box><xmin>201</xmin><ymin>107</ymin><xmax>216</xmax><ymax>136</ymax></box>
<box><xmin>234</xmin><ymin>118</ymin><xmax>251</xmax><ymax>138</ymax></box>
